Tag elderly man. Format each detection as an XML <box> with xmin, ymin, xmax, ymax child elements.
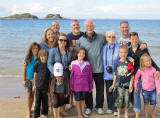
<box><xmin>68</xmin><ymin>20</ymin><xmax>84</xmax><ymax>47</ymax></box>
<box><xmin>76</xmin><ymin>20</ymin><xmax>106</xmax><ymax>115</ymax></box>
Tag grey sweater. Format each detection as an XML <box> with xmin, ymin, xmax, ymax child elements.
<box><xmin>76</xmin><ymin>33</ymin><xmax>106</xmax><ymax>73</ymax></box>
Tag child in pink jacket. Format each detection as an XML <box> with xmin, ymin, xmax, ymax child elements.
<box><xmin>134</xmin><ymin>54</ymin><xmax>160</xmax><ymax>118</ymax></box>
<box><xmin>70</xmin><ymin>47</ymin><xmax>93</xmax><ymax>118</ymax></box>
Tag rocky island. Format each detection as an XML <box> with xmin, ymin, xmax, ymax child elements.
<box><xmin>0</xmin><ymin>13</ymin><xmax>68</xmax><ymax>20</ymax></box>
<box><xmin>44</xmin><ymin>14</ymin><xmax>67</xmax><ymax>19</ymax></box>
<box><xmin>0</xmin><ymin>13</ymin><xmax>39</xmax><ymax>20</ymax></box>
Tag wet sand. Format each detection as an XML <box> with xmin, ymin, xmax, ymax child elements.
<box><xmin>0</xmin><ymin>78</ymin><xmax>160</xmax><ymax>118</ymax></box>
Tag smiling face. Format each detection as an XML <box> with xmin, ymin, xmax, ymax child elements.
<box><xmin>120</xmin><ymin>22</ymin><xmax>130</xmax><ymax>37</ymax></box>
<box><xmin>46</xmin><ymin>29</ymin><xmax>54</xmax><ymax>42</ymax></box>
<box><xmin>32</xmin><ymin>45</ymin><xmax>39</xmax><ymax>57</ymax></box>
<box><xmin>130</xmin><ymin>35</ymin><xmax>139</xmax><ymax>46</ymax></box>
<box><xmin>84</xmin><ymin>20</ymin><xmax>94</xmax><ymax>36</ymax></box>
<box><xmin>58</xmin><ymin>35</ymin><xmax>67</xmax><ymax>48</ymax></box>
<box><xmin>71</xmin><ymin>21</ymin><xmax>80</xmax><ymax>34</ymax></box>
<box><xmin>106</xmin><ymin>31</ymin><xmax>116</xmax><ymax>45</ymax></box>
<box><xmin>40</xmin><ymin>55</ymin><xmax>47</xmax><ymax>63</ymax></box>
<box><xmin>119</xmin><ymin>47</ymin><xmax>128</xmax><ymax>61</ymax></box>
<box><xmin>77</xmin><ymin>49</ymin><xmax>85</xmax><ymax>61</ymax></box>
<box><xmin>51</xmin><ymin>21</ymin><xmax>60</xmax><ymax>33</ymax></box>
<box><xmin>143</xmin><ymin>56</ymin><xmax>152</xmax><ymax>68</ymax></box>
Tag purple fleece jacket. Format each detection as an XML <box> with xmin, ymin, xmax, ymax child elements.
<box><xmin>70</xmin><ymin>60</ymin><xmax>93</xmax><ymax>92</ymax></box>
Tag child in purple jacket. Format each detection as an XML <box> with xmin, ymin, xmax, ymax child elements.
<box><xmin>70</xmin><ymin>47</ymin><xmax>93</xmax><ymax>118</ymax></box>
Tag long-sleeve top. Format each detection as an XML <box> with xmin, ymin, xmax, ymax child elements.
<box><xmin>134</xmin><ymin>67</ymin><xmax>160</xmax><ymax>94</ymax></box>
<box><xmin>76</xmin><ymin>32</ymin><xmax>106</xmax><ymax>73</ymax></box>
<box><xmin>128</xmin><ymin>45</ymin><xmax>160</xmax><ymax>75</ymax></box>
<box><xmin>70</xmin><ymin>60</ymin><xmax>93</xmax><ymax>92</ymax></box>
<box><xmin>103</xmin><ymin>42</ymin><xmax>120</xmax><ymax>80</ymax></box>
<box><xmin>47</xmin><ymin>47</ymin><xmax>73</xmax><ymax>74</ymax></box>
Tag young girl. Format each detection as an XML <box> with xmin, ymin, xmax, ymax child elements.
<box><xmin>134</xmin><ymin>54</ymin><xmax>160</xmax><ymax>118</ymax></box>
<box><xmin>70</xmin><ymin>47</ymin><xmax>93</xmax><ymax>118</ymax></box>
<box><xmin>22</xmin><ymin>42</ymin><xmax>40</xmax><ymax>118</ymax></box>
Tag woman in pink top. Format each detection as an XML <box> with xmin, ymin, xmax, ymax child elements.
<box><xmin>70</xmin><ymin>47</ymin><xmax>93</xmax><ymax>118</ymax></box>
<box><xmin>134</xmin><ymin>54</ymin><xmax>160</xmax><ymax>118</ymax></box>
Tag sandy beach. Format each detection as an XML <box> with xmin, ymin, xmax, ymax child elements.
<box><xmin>0</xmin><ymin>77</ymin><xmax>160</xmax><ymax>118</ymax></box>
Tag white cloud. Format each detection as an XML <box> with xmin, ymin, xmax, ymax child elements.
<box><xmin>0</xmin><ymin>1</ymin><xmax>160</xmax><ymax>19</ymax></box>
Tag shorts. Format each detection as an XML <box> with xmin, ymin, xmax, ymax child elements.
<box><xmin>115</xmin><ymin>87</ymin><xmax>130</xmax><ymax>108</ymax></box>
<box><xmin>52</xmin><ymin>93</ymin><xmax>65</xmax><ymax>108</ymax></box>
<box><xmin>74</xmin><ymin>92</ymin><xmax>87</xmax><ymax>101</ymax></box>
<box><xmin>25</xmin><ymin>78</ymin><xmax>33</xmax><ymax>92</ymax></box>
<box><xmin>142</xmin><ymin>89</ymin><xmax>156</xmax><ymax>105</ymax></box>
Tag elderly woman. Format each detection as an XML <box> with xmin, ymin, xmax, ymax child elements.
<box><xmin>47</xmin><ymin>33</ymin><xmax>73</xmax><ymax>118</ymax></box>
<box><xmin>103</xmin><ymin>31</ymin><xmax>120</xmax><ymax>116</ymax></box>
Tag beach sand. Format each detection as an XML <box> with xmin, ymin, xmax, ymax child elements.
<box><xmin>0</xmin><ymin>78</ymin><xmax>160</xmax><ymax>118</ymax></box>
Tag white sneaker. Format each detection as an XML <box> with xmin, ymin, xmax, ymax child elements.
<box><xmin>85</xmin><ymin>108</ymin><xmax>92</xmax><ymax>115</ymax></box>
<box><xmin>114</xmin><ymin>112</ymin><xmax>118</xmax><ymax>116</ymax></box>
<box><xmin>106</xmin><ymin>109</ymin><xmax>112</xmax><ymax>114</ymax></box>
<box><xmin>96</xmin><ymin>108</ymin><xmax>104</xmax><ymax>115</ymax></box>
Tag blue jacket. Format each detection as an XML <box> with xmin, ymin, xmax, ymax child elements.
<box><xmin>47</xmin><ymin>46</ymin><xmax>73</xmax><ymax>74</ymax></box>
<box><xmin>103</xmin><ymin>43</ymin><xmax>120</xmax><ymax>80</ymax></box>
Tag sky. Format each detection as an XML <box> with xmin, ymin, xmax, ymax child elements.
<box><xmin>0</xmin><ymin>0</ymin><xmax>160</xmax><ymax>19</ymax></box>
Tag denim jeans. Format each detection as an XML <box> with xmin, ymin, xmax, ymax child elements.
<box><xmin>133</xmin><ymin>79</ymin><xmax>142</xmax><ymax>112</ymax></box>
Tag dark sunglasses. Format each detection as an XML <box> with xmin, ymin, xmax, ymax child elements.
<box><xmin>108</xmin><ymin>36</ymin><xmax>115</xmax><ymax>38</ymax></box>
<box><xmin>59</xmin><ymin>39</ymin><xmax>67</xmax><ymax>42</ymax></box>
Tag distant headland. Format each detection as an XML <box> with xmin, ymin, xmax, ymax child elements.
<box><xmin>0</xmin><ymin>13</ymin><xmax>68</xmax><ymax>20</ymax></box>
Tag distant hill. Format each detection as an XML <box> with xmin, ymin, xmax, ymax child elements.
<box><xmin>0</xmin><ymin>13</ymin><xmax>39</xmax><ymax>20</ymax></box>
<box><xmin>44</xmin><ymin>14</ymin><xmax>67</xmax><ymax>19</ymax></box>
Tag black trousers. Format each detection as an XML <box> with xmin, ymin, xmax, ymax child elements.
<box><xmin>105</xmin><ymin>80</ymin><xmax>117</xmax><ymax>112</ymax></box>
<box><xmin>34</xmin><ymin>89</ymin><xmax>48</xmax><ymax>118</ymax></box>
<box><xmin>85</xmin><ymin>73</ymin><xmax>104</xmax><ymax>109</ymax></box>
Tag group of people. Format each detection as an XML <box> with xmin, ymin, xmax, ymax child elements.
<box><xmin>22</xmin><ymin>19</ymin><xmax>160</xmax><ymax>118</ymax></box>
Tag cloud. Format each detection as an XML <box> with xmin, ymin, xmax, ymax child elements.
<box><xmin>0</xmin><ymin>0</ymin><xmax>160</xmax><ymax>19</ymax></box>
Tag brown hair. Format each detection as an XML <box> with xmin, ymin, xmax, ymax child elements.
<box><xmin>41</xmin><ymin>27</ymin><xmax>58</xmax><ymax>48</ymax></box>
<box><xmin>72</xmin><ymin>47</ymin><xmax>88</xmax><ymax>61</ymax></box>
<box><xmin>54</xmin><ymin>33</ymin><xmax>71</xmax><ymax>51</ymax></box>
<box><xmin>129</xmin><ymin>32</ymin><xmax>139</xmax><ymax>39</ymax></box>
<box><xmin>25</xmin><ymin>42</ymin><xmax>40</xmax><ymax>63</ymax></box>
<box><xmin>120</xmin><ymin>21</ymin><xmax>129</xmax><ymax>26</ymax></box>
<box><xmin>38</xmin><ymin>49</ymin><xmax>49</xmax><ymax>58</ymax></box>
<box><xmin>139</xmin><ymin>53</ymin><xmax>151</xmax><ymax>70</ymax></box>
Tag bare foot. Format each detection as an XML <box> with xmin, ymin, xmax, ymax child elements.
<box><xmin>82</xmin><ymin>113</ymin><xmax>89</xmax><ymax>118</ymax></box>
<box><xmin>78</xmin><ymin>115</ymin><xmax>84</xmax><ymax>118</ymax></box>
<box><xmin>26</xmin><ymin>114</ymin><xmax>31</xmax><ymax>118</ymax></box>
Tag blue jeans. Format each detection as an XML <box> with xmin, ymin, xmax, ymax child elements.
<box><xmin>133</xmin><ymin>79</ymin><xmax>142</xmax><ymax>112</ymax></box>
<box><xmin>142</xmin><ymin>89</ymin><xmax>156</xmax><ymax>105</ymax></box>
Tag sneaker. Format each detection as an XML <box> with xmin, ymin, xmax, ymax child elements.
<box><xmin>96</xmin><ymin>108</ymin><xmax>104</xmax><ymax>115</ymax></box>
<box><xmin>114</xmin><ymin>112</ymin><xmax>118</xmax><ymax>116</ymax></box>
<box><xmin>85</xmin><ymin>108</ymin><xmax>92</xmax><ymax>115</ymax></box>
<box><xmin>106</xmin><ymin>109</ymin><xmax>112</xmax><ymax>114</ymax></box>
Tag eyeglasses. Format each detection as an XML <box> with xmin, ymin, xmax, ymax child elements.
<box><xmin>108</xmin><ymin>36</ymin><xmax>115</xmax><ymax>38</ymax></box>
<box><xmin>59</xmin><ymin>39</ymin><xmax>67</xmax><ymax>42</ymax></box>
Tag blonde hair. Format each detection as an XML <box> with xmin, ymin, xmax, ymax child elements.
<box><xmin>41</xmin><ymin>28</ymin><xmax>58</xmax><ymax>48</ymax></box>
<box><xmin>118</xmin><ymin>45</ymin><xmax>128</xmax><ymax>52</ymax></box>
<box><xmin>25</xmin><ymin>42</ymin><xmax>40</xmax><ymax>63</ymax></box>
<box><xmin>38</xmin><ymin>49</ymin><xmax>49</xmax><ymax>58</ymax></box>
<box><xmin>139</xmin><ymin>53</ymin><xmax>151</xmax><ymax>70</ymax></box>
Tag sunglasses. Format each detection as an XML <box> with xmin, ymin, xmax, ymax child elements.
<box><xmin>108</xmin><ymin>36</ymin><xmax>115</xmax><ymax>38</ymax></box>
<box><xmin>59</xmin><ymin>39</ymin><xmax>67</xmax><ymax>42</ymax></box>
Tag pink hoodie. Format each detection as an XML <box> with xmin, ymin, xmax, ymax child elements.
<box><xmin>134</xmin><ymin>67</ymin><xmax>160</xmax><ymax>94</ymax></box>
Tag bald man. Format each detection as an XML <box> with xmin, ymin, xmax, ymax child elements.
<box><xmin>76</xmin><ymin>20</ymin><xmax>106</xmax><ymax>115</ymax></box>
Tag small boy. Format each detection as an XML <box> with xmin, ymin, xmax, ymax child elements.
<box><xmin>33</xmin><ymin>49</ymin><xmax>50</xmax><ymax>118</ymax></box>
<box><xmin>109</xmin><ymin>45</ymin><xmax>134</xmax><ymax>118</ymax></box>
